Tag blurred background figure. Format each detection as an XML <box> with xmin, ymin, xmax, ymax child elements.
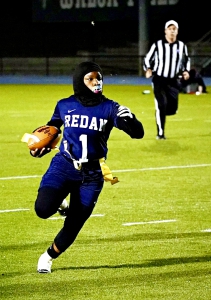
<box><xmin>180</xmin><ymin>68</ymin><xmax>207</xmax><ymax>94</ymax></box>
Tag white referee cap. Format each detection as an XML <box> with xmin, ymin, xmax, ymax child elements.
<box><xmin>165</xmin><ymin>20</ymin><xmax>179</xmax><ymax>29</ymax></box>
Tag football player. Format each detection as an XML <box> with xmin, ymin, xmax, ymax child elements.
<box><xmin>31</xmin><ymin>61</ymin><xmax>144</xmax><ymax>273</ymax></box>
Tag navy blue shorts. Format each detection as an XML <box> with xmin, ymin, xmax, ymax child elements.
<box><xmin>39</xmin><ymin>152</ymin><xmax>104</xmax><ymax>207</ymax></box>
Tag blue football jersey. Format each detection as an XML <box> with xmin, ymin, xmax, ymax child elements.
<box><xmin>50</xmin><ymin>95</ymin><xmax>121</xmax><ymax>162</ymax></box>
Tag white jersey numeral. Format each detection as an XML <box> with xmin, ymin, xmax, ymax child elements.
<box><xmin>63</xmin><ymin>134</ymin><xmax>88</xmax><ymax>163</ymax></box>
<box><xmin>79</xmin><ymin>134</ymin><xmax>88</xmax><ymax>163</ymax></box>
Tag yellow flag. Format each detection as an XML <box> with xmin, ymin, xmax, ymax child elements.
<box><xmin>99</xmin><ymin>158</ymin><xmax>119</xmax><ymax>185</ymax></box>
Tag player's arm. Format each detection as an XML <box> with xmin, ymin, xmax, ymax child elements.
<box><xmin>116</xmin><ymin>106</ymin><xmax>144</xmax><ymax>139</ymax></box>
<box><xmin>46</xmin><ymin>119</ymin><xmax>63</xmax><ymax>129</ymax></box>
<box><xmin>46</xmin><ymin>101</ymin><xmax>64</xmax><ymax>129</ymax></box>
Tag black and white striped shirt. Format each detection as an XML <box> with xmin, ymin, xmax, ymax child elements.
<box><xmin>143</xmin><ymin>39</ymin><xmax>190</xmax><ymax>78</ymax></box>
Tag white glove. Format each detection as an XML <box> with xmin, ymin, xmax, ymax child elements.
<box><xmin>117</xmin><ymin>105</ymin><xmax>133</xmax><ymax>118</ymax></box>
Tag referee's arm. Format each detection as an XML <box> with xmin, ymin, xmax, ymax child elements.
<box><xmin>143</xmin><ymin>43</ymin><xmax>156</xmax><ymax>70</ymax></box>
<box><xmin>143</xmin><ymin>43</ymin><xmax>156</xmax><ymax>78</ymax></box>
<box><xmin>182</xmin><ymin>44</ymin><xmax>191</xmax><ymax>80</ymax></box>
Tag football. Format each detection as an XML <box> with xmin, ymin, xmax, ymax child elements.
<box><xmin>27</xmin><ymin>125</ymin><xmax>61</xmax><ymax>151</ymax></box>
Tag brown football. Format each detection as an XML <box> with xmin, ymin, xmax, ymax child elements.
<box><xmin>27</xmin><ymin>125</ymin><xmax>61</xmax><ymax>151</ymax></box>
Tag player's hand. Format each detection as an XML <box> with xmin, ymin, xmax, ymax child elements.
<box><xmin>145</xmin><ymin>69</ymin><xmax>152</xmax><ymax>78</ymax></box>
<box><xmin>182</xmin><ymin>71</ymin><xmax>190</xmax><ymax>80</ymax></box>
<box><xmin>30</xmin><ymin>147</ymin><xmax>51</xmax><ymax>158</ymax></box>
<box><xmin>117</xmin><ymin>106</ymin><xmax>133</xmax><ymax>119</ymax></box>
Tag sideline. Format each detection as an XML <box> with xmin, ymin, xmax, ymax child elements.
<box><xmin>0</xmin><ymin>75</ymin><xmax>149</xmax><ymax>85</ymax></box>
<box><xmin>1</xmin><ymin>163</ymin><xmax>211</xmax><ymax>181</ymax></box>
<box><xmin>0</xmin><ymin>75</ymin><xmax>210</xmax><ymax>86</ymax></box>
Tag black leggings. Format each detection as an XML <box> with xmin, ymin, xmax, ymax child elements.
<box><xmin>35</xmin><ymin>186</ymin><xmax>95</xmax><ymax>253</ymax></box>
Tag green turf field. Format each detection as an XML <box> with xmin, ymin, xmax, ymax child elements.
<box><xmin>0</xmin><ymin>83</ymin><xmax>211</xmax><ymax>299</ymax></box>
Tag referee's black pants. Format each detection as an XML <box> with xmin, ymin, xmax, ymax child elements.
<box><xmin>152</xmin><ymin>75</ymin><xmax>180</xmax><ymax>137</ymax></box>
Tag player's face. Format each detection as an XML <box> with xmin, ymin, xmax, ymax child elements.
<box><xmin>165</xmin><ymin>25</ymin><xmax>178</xmax><ymax>40</ymax></box>
<box><xmin>84</xmin><ymin>71</ymin><xmax>103</xmax><ymax>94</ymax></box>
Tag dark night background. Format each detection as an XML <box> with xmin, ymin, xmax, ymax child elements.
<box><xmin>0</xmin><ymin>0</ymin><xmax>210</xmax><ymax>57</ymax></box>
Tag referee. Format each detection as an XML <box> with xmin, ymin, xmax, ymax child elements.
<box><xmin>143</xmin><ymin>20</ymin><xmax>190</xmax><ymax>139</ymax></box>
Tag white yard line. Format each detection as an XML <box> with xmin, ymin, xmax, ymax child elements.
<box><xmin>48</xmin><ymin>216</ymin><xmax>65</xmax><ymax>220</ymax></box>
<box><xmin>48</xmin><ymin>214</ymin><xmax>105</xmax><ymax>220</ymax></box>
<box><xmin>1</xmin><ymin>163</ymin><xmax>211</xmax><ymax>180</ymax></box>
<box><xmin>0</xmin><ymin>175</ymin><xmax>41</xmax><ymax>180</ymax></box>
<box><xmin>0</xmin><ymin>208</ymin><xmax>30</xmax><ymax>213</ymax></box>
<box><xmin>122</xmin><ymin>219</ymin><xmax>177</xmax><ymax>226</ymax></box>
<box><xmin>91</xmin><ymin>214</ymin><xmax>105</xmax><ymax>217</ymax></box>
<box><xmin>169</xmin><ymin>118</ymin><xmax>193</xmax><ymax>121</ymax></box>
<box><xmin>113</xmin><ymin>163</ymin><xmax>211</xmax><ymax>173</ymax></box>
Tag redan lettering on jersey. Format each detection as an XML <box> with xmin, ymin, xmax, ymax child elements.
<box><xmin>65</xmin><ymin>115</ymin><xmax>108</xmax><ymax>131</ymax></box>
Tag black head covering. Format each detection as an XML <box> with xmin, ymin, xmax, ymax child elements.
<box><xmin>189</xmin><ymin>68</ymin><xmax>196</xmax><ymax>79</ymax></box>
<box><xmin>73</xmin><ymin>61</ymin><xmax>104</xmax><ymax>106</ymax></box>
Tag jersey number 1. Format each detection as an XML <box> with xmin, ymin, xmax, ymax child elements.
<box><xmin>63</xmin><ymin>134</ymin><xmax>88</xmax><ymax>163</ymax></box>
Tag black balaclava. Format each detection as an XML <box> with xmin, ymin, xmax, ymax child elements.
<box><xmin>73</xmin><ymin>61</ymin><xmax>104</xmax><ymax>107</ymax></box>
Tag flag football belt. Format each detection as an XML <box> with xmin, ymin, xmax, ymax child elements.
<box><xmin>21</xmin><ymin>133</ymin><xmax>118</xmax><ymax>185</ymax></box>
<box><xmin>73</xmin><ymin>158</ymin><xmax>119</xmax><ymax>185</ymax></box>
